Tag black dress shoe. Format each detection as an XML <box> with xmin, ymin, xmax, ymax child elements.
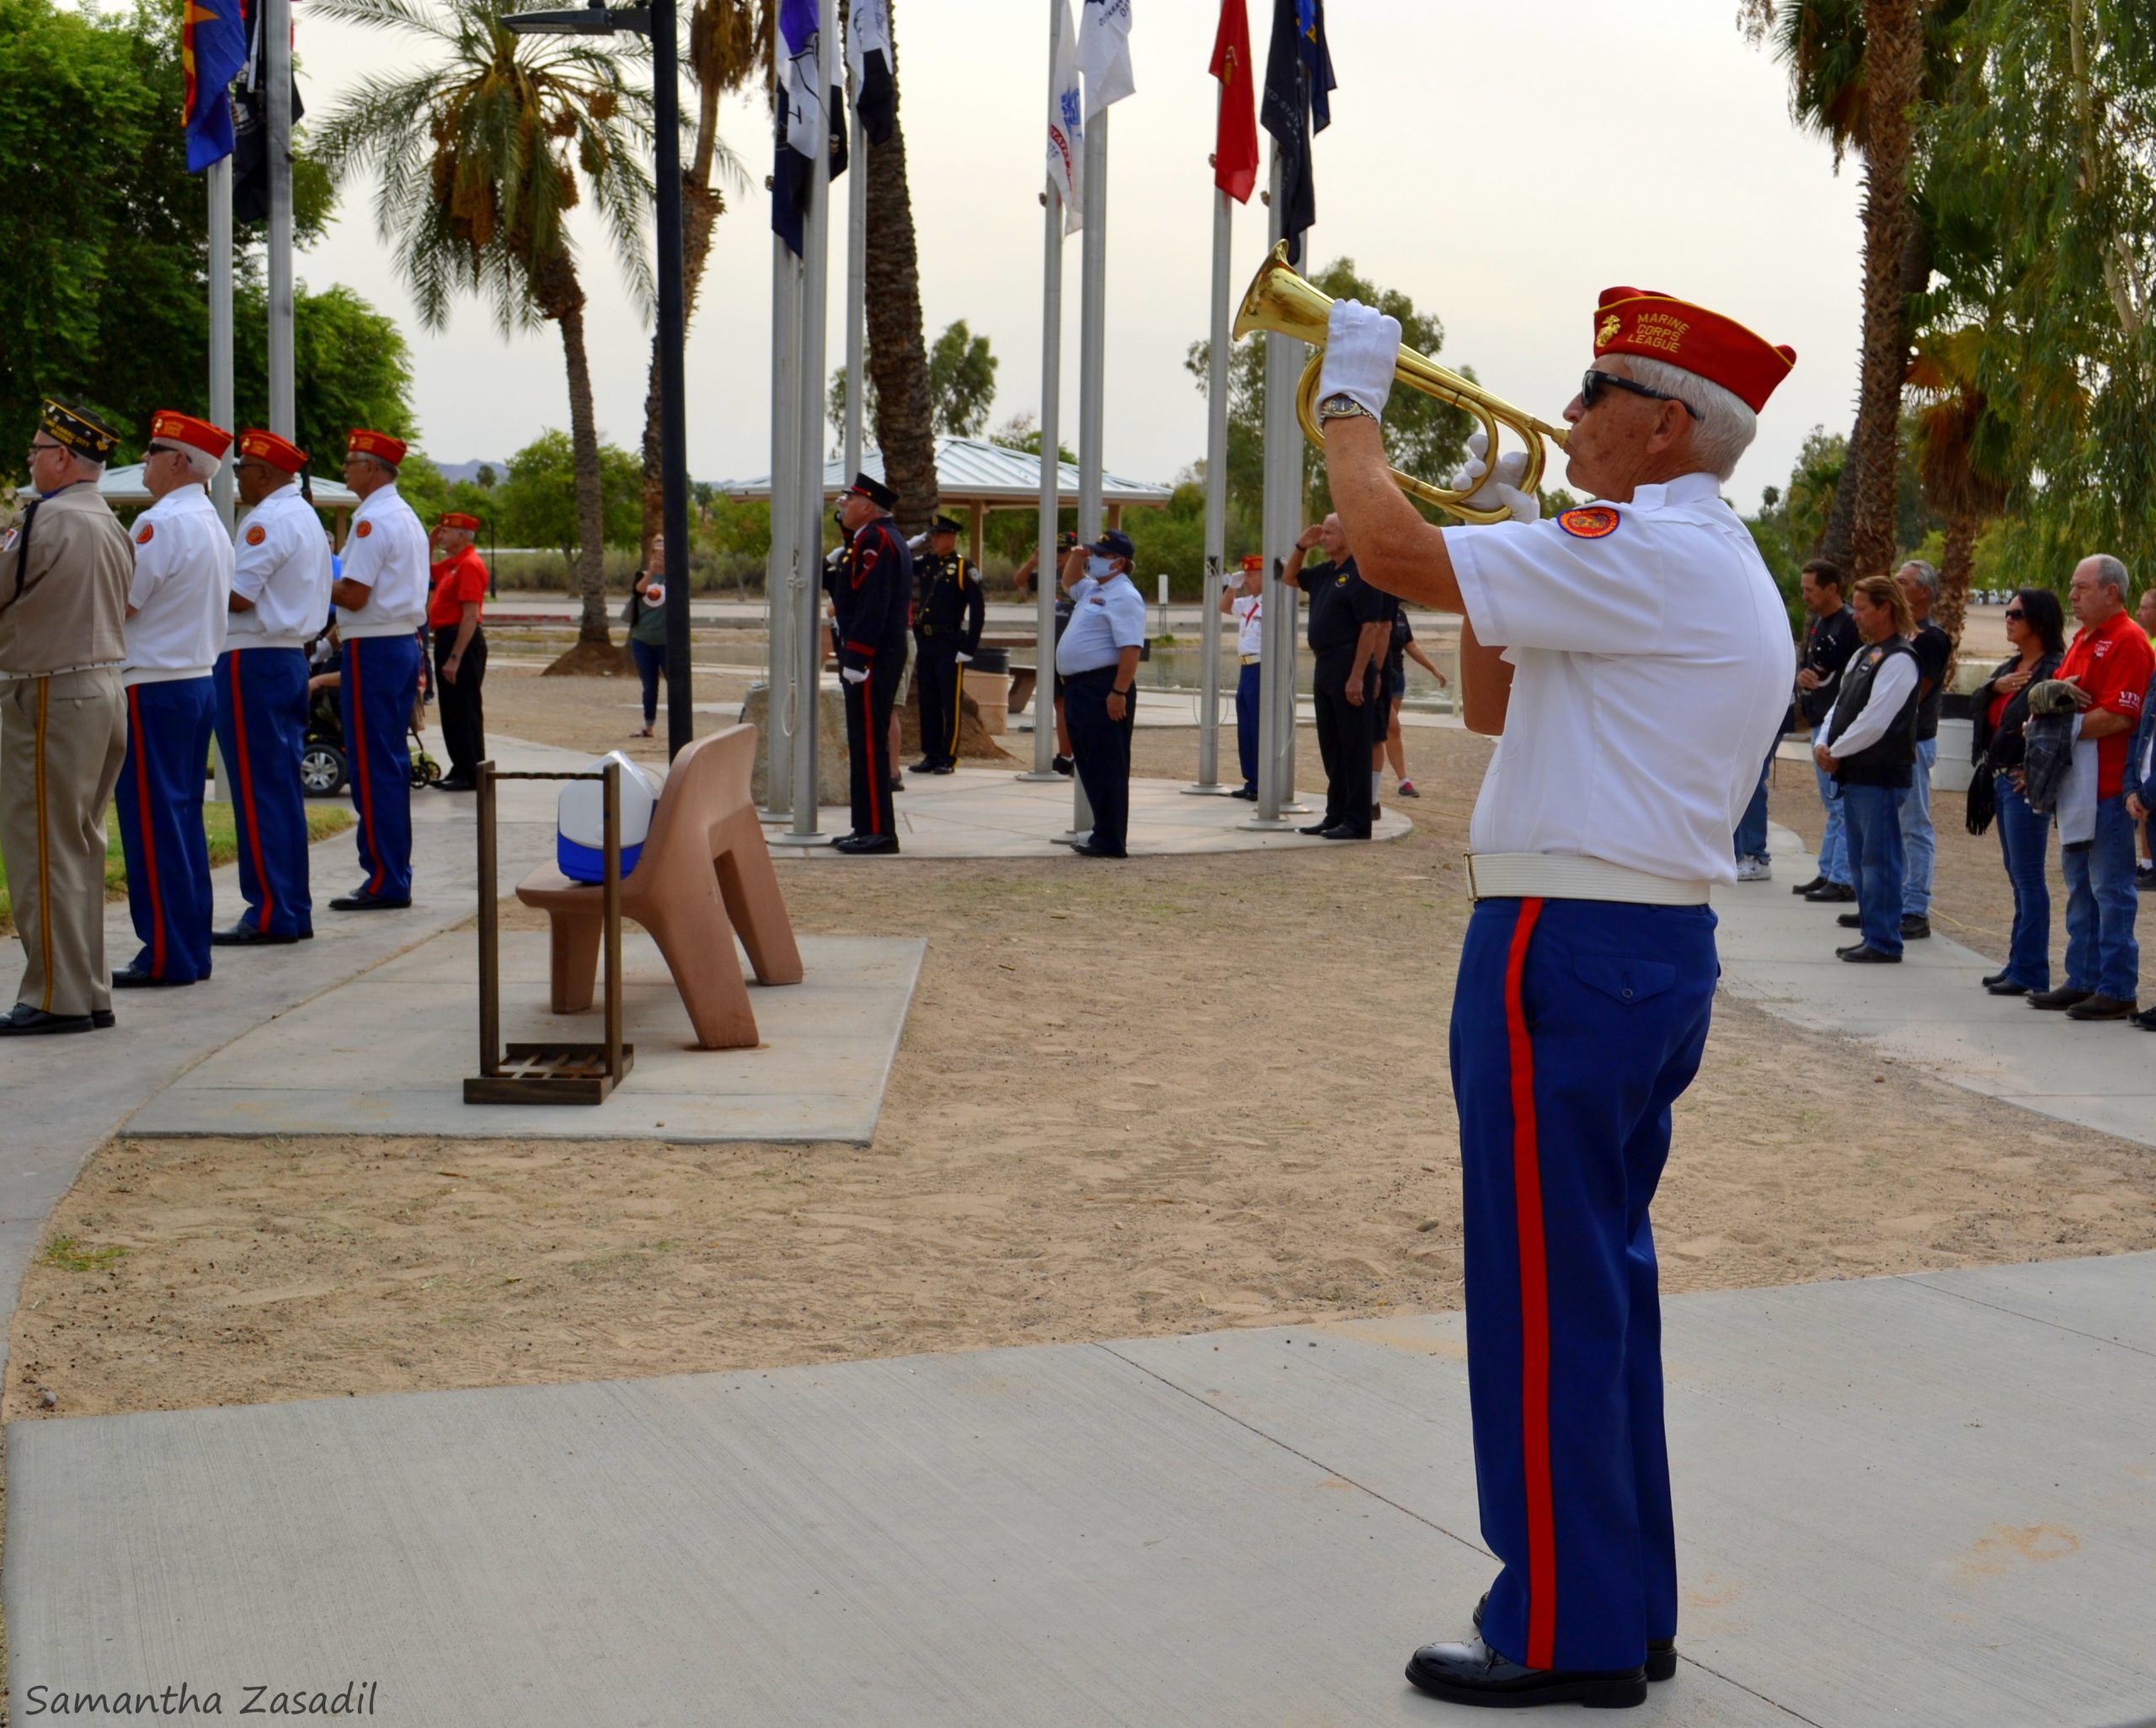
<box><xmin>909</xmin><ymin>759</ymin><xmax>937</xmax><ymax>774</ymax></box>
<box><xmin>1790</xmin><ymin>875</ymin><xmax>1826</xmax><ymax>896</ymax></box>
<box><xmin>91</xmin><ymin>1008</ymin><xmax>115</xmax><ymax>1030</ymax></box>
<box><xmin>1805</xmin><ymin>881</ymin><xmax>1857</xmax><ymax>903</ymax></box>
<box><xmin>1981</xmin><ymin>971</ymin><xmax>2009</xmax><ymax>988</ymax></box>
<box><xmin>433</xmin><ymin>776</ymin><xmax>476</xmax><ymax>792</ymax></box>
<box><xmin>1318</xmin><ymin>824</ymin><xmax>1369</xmax><ymax>840</ymax></box>
<box><xmin>330</xmin><ymin>891</ymin><xmax>411</xmax><ymax>912</ymax></box>
<box><xmin>833</xmin><ymin>833</ymin><xmax>899</xmax><ymax>855</ymax></box>
<box><xmin>1052</xmin><ymin>755</ymin><xmax>1074</xmax><ymax>776</ymax></box>
<box><xmin>2132</xmin><ymin>1005</ymin><xmax>2156</xmax><ymax>1031</ymax></box>
<box><xmin>112</xmin><ymin>967</ymin><xmax>195</xmax><ymax>989</ymax></box>
<box><xmin>2028</xmin><ymin>986</ymin><xmax>2093</xmax><ymax>1011</ymax></box>
<box><xmin>1471</xmin><ymin>1592</ymin><xmax>1673</xmax><ymax>1684</ymax></box>
<box><xmin>0</xmin><ymin>1004</ymin><xmax>94</xmax><ymax>1036</ymax></box>
<box><xmin>1229</xmin><ymin>786</ymin><xmax>1257</xmax><ymax>800</ymax></box>
<box><xmin>1298</xmin><ymin>822</ymin><xmax>1335</xmax><ymax>835</ymax></box>
<box><xmin>930</xmin><ymin>764</ymin><xmax>955</xmax><ymax>776</ymax></box>
<box><xmin>2066</xmin><ymin>993</ymin><xmax>2137</xmax><ymax>1021</ymax></box>
<box><xmin>211</xmin><ymin>923</ymin><xmax>302</xmax><ymax>947</ymax></box>
<box><xmin>1069</xmin><ymin>840</ymin><xmax>1126</xmax><ymax>858</ymax></box>
<box><xmin>1406</xmin><ymin>1636</ymin><xmax>1646</xmax><ymax>1710</ymax></box>
<box><xmin>1902</xmin><ymin>914</ymin><xmax>1931</xmax><ymax>940</ymax></box>
<box><xmin>1839</xmin><ymin>945</ymin><xmax>1901</xmax><ymax>963</ymax></box>
<box><xmin>1837</xmin><ymin>912</ymin><xmax>1862</xmax><ymax>928</ymax></box>
<box><xmin>1985</xmin><ymin>979</ymin><xmax>2031</xmax><ymax>997</ymax></box>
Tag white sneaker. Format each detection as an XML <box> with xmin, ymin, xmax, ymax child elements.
<box><xmin>1735</xmin><ymin>856</ymin><xmax>1772</xmax><ymax>883</ymax></box>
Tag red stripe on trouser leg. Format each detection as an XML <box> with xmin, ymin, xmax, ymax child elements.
<box><xmin>229</xmin><ymin>656</ymin><xmax>274</xmax><ymax>929</ymax></box>
<box><xmin>862</xmin><ymin>679</ymin><xmax>883</xmax><ymax>835</ymax></box>
<box><xmin>1504</xmin><ymin>896</ymin><xmax>1557</xmax><ymax>1671</ymax></box>
<box><xmin>130</xmin><ymin>686</ymin><xmax>167</xmax><ymax>978</ymax></box>
<box><xmin>347</xmin><ymin>642</ymin><xmax>383</xmax><ymax>893</ymax></box>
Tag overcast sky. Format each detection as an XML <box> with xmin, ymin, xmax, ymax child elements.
<box><xmin>289</xmin><ymin>0</ymin><xmax>1862</xmax><ymax>513</ymax></box>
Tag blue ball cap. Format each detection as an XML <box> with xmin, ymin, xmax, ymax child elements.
<box><xmin>1089</xmin><ymin>528</ymin><xmax>1135</xmax><ymax>561</ymax></box>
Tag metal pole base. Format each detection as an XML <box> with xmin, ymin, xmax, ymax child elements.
<box><xmin>1238</xmin><ymin>816</ymin><xmax>1299</xmax><ymax>831</ymax></box>
<box><xmin>1053</xmin><ymin>829</ymin><xmax>1090</xmax><ymax>845</ymax></box>
<box><xmin>1181</xmin><ymin>782</ymin><xmax>1236</xmax><ymax>797</ymax></box>
<box><xmin>769</xmin><ymin>828</ymin><xmax>835</xmax><ymax>847</ymax></box>
<box><xmin>758</xmin><ymin>806</ymin><xmax>793</xmax><ymax>824</ymax></box>
<box><xmin>1015</xmin><ymin>771</ymin><xmax>1066</xmax><ymax>783</ymax></box>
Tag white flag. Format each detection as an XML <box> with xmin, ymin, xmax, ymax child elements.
<box><xmin>1077</xmin><ymin>0</ymin><xmax>1134</xmax><ymax>119</ymax></box>
<box><xmin>782</xmin><ymin>0</ymin><xmax>822</xmax><ymax>166</ymax></box>
<box><xmin>1047</xmin><ymin>0</ymin><xmax>1084</xmax><ymax>234</ymax></box>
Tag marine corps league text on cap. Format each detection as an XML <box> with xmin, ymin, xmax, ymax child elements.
<box><xmin>1591</xmin><ymin>288</ymin><xmax>1797</xmax><ymax>413</ymax></box>
<box><xmin>148</xmin><ymin>411</ymin><xmax>234</xmax><ymax>460</ymax></box>
<box><xmin>237</xmin><ymin>429</ymin><xmax>308</xmax><ymax>473</ymax></box>
<box><xmin>346</xmin><ymin>429</ymin><xmax>408</xmax><ymax>466</ymax></box>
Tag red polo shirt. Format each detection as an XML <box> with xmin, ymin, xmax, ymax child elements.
<box><xmin>428</xmin><ymin>547</ymin><xmax>489</xmax><ymax>629</ymax></box>
<box><xmin>2056</xmin><ymin>608</ymin><xmax>2154</xmax><ymax>797</ymax></box>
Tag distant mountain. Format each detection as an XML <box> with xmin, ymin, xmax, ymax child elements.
<box><xmin>432</xmin><ymin>457</ymin><xmax>508</xmax><ymax>488</ymax></box>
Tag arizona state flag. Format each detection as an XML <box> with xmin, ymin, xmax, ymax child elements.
<box><xmin>1209</xmin><ymin>0</ymin><xmax>1257</xmax><ymax>204</ymax></box>
<box><xmin>182</xmin><ymin>0</ymin><xmax>248</xmax><ymax>172</ymax></box>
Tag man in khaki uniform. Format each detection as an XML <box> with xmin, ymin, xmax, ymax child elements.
<box><xmin>0</xmin><ymin>401</ymin><xmax>133</xmax><ymax>1034</ymax></box>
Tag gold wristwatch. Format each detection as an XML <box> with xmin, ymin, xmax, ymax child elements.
<box><xmin>1317</xmin><ymin>392</ymin><xmax>1375</xmax><ymax>424</ymax></box>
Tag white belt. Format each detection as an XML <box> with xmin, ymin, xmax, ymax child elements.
<box><xmin>0</xmin><ymin>660</ymin><xmax>121</xmax><ymax>684</ymax></box>
<box><xmin>338</xmin><ymin>616</ymin><xmax>425</xmax><ymax>640</ymax></box>
<box><xmin>1465</xmin><ymin>852</ymin><xmax>1711</xmax><ymax>906</ymax></box>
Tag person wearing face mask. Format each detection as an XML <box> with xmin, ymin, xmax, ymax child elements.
<box><xmin>1054</xmin><ymin>529</ymin><xmax>1146</xmax><ymax>857</ymax></box>
<box><xmin>1321</xmin><ymin>284</ymin><xmax>1796</xmax><ymax>1709</ymax></box>
<box><xmin>830</xmin><ymin>472</ymin><xmax>912</xmax><ymax>853</ymax></box>
<box><xmin>0</xmin><ymin>400</ymin><xmax>133</xmax><ymax>1034</ymax></box>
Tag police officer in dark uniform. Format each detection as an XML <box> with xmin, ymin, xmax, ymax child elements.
<box><xmin>910</xmin><ymin>513</ymin><xmax>985</xmax><ymax>775</ymax></box>
<box><xmin>831</xmin><ymin>472</ymin><xmax>912</xmax><ymax>854</ymax></box>
<box><xmin>1282</xmin><ymin>512</ymin><xmax>1394</xmax><ymax>840</ymax></box>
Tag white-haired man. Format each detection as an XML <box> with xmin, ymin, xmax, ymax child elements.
<box><xmin>0</xmin><ymin>400</ymin><xmax>134</xmax><ymax>1034</ymax></box>
<box><xmin>1320</xmin><ymin>287</ymin><xmax>1796</xmax><ymax>1709</ymax></box>
<box><xmin>113</xmin><ymin>411</ymin><xmax>234</xmax><ymax>989</ymax></box>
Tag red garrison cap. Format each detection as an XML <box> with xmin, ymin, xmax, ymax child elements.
<box><xmin>439</xmin><ymin>512</ymin><xmax>481</xmax><ymax>531</ymax></box>
<box><xmin>1592</xmin><ymin>289</ymin><xmax>1796</xmax><ymax>413</ymax></box>
<box><xmin>237</xmin><ymin>429</ymin><xmax>308</xmax><ymax>474</ymax></box>
<box><xmin>150</xmin><ymin>410</ymin><xmax>233</xmax><ymax>460</ymax></box>
<box><xmin>347</xmin><ymin>428</ymin><xmax>408</xmax><ymax>466</ymax></box>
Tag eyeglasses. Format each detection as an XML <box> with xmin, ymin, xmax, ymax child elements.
<box><xmin>145</xmin><ymin>441</ymin><xmax>181</xmax><ymax>460</ymax></box>
<box><xmin>26</xmin><ymin>440</ymin><xmax>63</xmax><ymax>461</ymax></box>
<box><xmin>1580</xmin><ymin>369</ymin><xmax>1700</xmax><ymax>419</ymax></box>
<box><xmin>2004</xmin><ymin>608</ymin><xmax>2026</xmax><ymax>621</ymax></box>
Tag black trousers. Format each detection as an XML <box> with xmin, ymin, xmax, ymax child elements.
<box><xmin>431</xmin><ymin>623</ymin><xmax>487</xmax><ymax>780</ymax></box>
<box><xmin>1312</xmin><ymin>648</ymin><xmax>1376</xmax><ymax>835</ymax></box>
<box><xmin>1064</xmin><ymin>665</ymin><xmax>1134</xmax><ymax>856</ymax></box>
<box><xmin>843</xmin><ymin>656</ymin><xmax>901</xmax><ymax>840</ymax></box>
<box><xmin>916</xmin><ymin>643</ymin><xmax>964</xmax><ymax>768</ymax></box>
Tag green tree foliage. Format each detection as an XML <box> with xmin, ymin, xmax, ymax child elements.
<box><xmin>0</xmin><ymin>0</ymin><xmax>384</xmax><ymax>469</ymax></box>
<box><xmin>494</xmin><ymin>429</ymin><xmax>643</xmax><ymax>573</ymax></box>
<box><xmin>1183</xmin><ymin>256</ymin><xmax>1474</xmax><ymax>536</ymax></box>
<box><xmin>830</xmin><ymin>318</ymin><xmax>999</xmax><ymax>442</ymax></box>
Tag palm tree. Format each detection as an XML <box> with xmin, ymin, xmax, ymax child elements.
<box><xmin>860</xmin><ymin>0</ymin><xmax>937</xmax><ymax>536</ymax></box>
<box><xmin>635</xmin><ymin>0</ymin><xmax>767</xmax><ymax>548</ymax></box>
<box><xmin>1908</xmin><ymin>328</ymin><xmax>2010</xmax><ymax>652</ymax></box>
<box><xmin>312</xmin><ymin>0</ymin><xmax>654</xmax><ymax>658</ymax></box>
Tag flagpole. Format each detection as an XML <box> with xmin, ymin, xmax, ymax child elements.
<box><xmin>1187</xmin><ymin>165</ymin><xmax>1231</xmax><ymax>795</ymax></box>
<box><xmin>207</xmin><ymin>161</ymin><xmax>236</xmax><ymax>531</ymax></box>
<box><xmin>1067</xmin><ymin>104</ymin><xmax>1107</xmax><ymax>842</ymax></box>
<box><xmin>764</xmin><ymin>237</ymin><xmax>798</xmax><ymax>819</ymax></box>
<box><xmin>1023</xmin><ymin>0</ymin><xmax>1066</xmax><ymax>785</ymax></box>
<box><xmin>264</xmin><ymin>0</ymin><xmax>294</xmax><ymax>437</ymax></box>
<box><xmin>842</xmin><ymin>104</ymin><xmax>867</xmax><ymax>483</ymax></box>
<box><xmin>788</xmin><ymin>0</ymin><xmax>836</xmax><ymax>842</ymax></box>
<box><xmin>1249</xmin><ymin>142</ymin><xmax>1300</xmax><ymax>829</ymax></box>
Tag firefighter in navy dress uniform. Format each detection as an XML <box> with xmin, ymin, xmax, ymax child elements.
<box><xmin>1320</xmin><ymin>284</ymin><xmax>1798</xmax><ymax>1709</ymax></box>
<box><xmin>213</xmin><ymin>429</ymin><xmax>333</xmax><ymax>946</ymax></box>
<box><xmin>114</xmin><ymin>411</ymin><xmax>234</xmax><ymax>988</ymax></box>
<box><xmin>910</xmin><ymin>514</ymin><xmax>985</xmax><ymax>775</ymax></box>
<box><xmin>831</xmin><ymin>472</ymin><xmax>912</xmax><ymax>854</ymax></box>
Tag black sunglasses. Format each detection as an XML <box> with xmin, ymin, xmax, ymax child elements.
<box><xmin>145</xmin><ymin>441</ymin><xmax>182</xmax><ymax>459</ymax></box>
<box><xmin>1580</xmin><ymin>369</ymin><xmax>1700</xmax><ymax>419</ymax></box>
<box><xmin>2004</xmin><ymin>607</ymin><xmax>2026</xmax><ymax>620</ymax></box>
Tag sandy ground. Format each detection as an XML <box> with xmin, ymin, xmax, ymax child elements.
<box><xmin>10</xmin><ymin>670</ymin><xmax>2156</xmax><ymax>1425</ymax></box>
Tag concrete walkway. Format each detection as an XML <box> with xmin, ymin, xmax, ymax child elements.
<box><xmin>9</xmin><ymin>1252</ymin><xmax>2152</xmax><ymax>1726</ymax></box>
<box><xmin>1716</xmin><ymin>822</ymin><xmax>2156</xmax><ymax>1150</ymax></box>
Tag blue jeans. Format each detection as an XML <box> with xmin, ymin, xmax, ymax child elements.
<box><xmin>1840</xmin><ymin>782</ymin><xmax>1907</xmax><ymax>956</ymax></box>
<box><xmin>2063</xmin><ymin>793</ymin><xmax>2139</xmax><ymax>1000</ymax></box>
<box><xmin>1732</xmin><ymin>739</ymin><xmax>1777</xmax><ymax>861</ymax></box>
<box><xmin>1235</xmin><ymin>661</ymin><xmax>1261</xmax><ymax>793</ymax></box>
<box><xmin>630</xmin><ymin>637</ymin><xmax>664</xmax><ymax>727</ymax></box>
<box><xmin>1812</xmin><ymin>751</ymin><xmax>1849</xmax><ymax>885</ymax></box>
<box><xmin>1900</xmin><ymin>737</ymin><xmax>1938</xmax><ymax>915</ymax></box>
<box><xmin>1993</xmin><ymin>776</ymin><xmax>2052</xmax><ymax>991</ymax></box>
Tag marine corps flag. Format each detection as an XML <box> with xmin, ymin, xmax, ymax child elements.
<box><xmin>846</xmin><ymin>0</ymin><xmax>895</xmax><ymax>147</ymax></box>
<box><xmin>1209</xmin><ymin>0</ymin><xmax>1257</xmax><ymax>204</ymax></box>
<box><xmin>231</xmin><ymin>0</ymin><xmax>304</xmax><ymax>225</ymax></box>
<box><xmin>182</xmin><ymin>0</ymin><xmax>248</xmax><ymax>171</ymax></box>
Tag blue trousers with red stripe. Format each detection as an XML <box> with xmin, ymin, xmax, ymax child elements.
<box><xmin>340</xmin><ymin>633</ymin><xmax>421</xmax><ymax>902</ymax></box>
<box><xmin>1450</xmin><ymin>895</ymin><xmax>1718</xmax><ymax>1676</ymax></box>
<box><xmin>115</xmin><ymin>676</ymin><xmax>217</xmax><ymax>984</ymax></box>
<box><xmin>213</xmin><ymin>647</ymin><xmax>313</xmax><ymax>939</ymax></box>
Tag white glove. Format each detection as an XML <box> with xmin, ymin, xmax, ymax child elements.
<box><xmin>1317</xmin><ymin>298</ymin><xmax>1401</xmax><ymax>419</ymax></box>
<box><xmin>1446</xmin><ymin>431</ymin><xmax>1540</xmax><ymax>523</ymax></box>
<box><xmin>1221</xmin><ymin>568</ymin><xmax>1242</xmax><ymax>589</ymax></box>
<box><xmin>841</xmin><ymin>667</ymin><xmax>868</xmax><ymax>685</ymax></box>
<box><xmin>955</xmin><ymin>652</ymin><xmax>972</xmax><ymax>664</ymax></box>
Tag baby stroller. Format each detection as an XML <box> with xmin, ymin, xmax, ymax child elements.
<box><xmin>299</xmin><ymin>625</ymin><xmax>444</xmax><ymax>797</ymax></box>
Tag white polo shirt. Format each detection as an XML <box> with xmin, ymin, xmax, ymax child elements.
<box><xmin>1233</xmin><ymin>594</ymin><xmax>1263</xmax><ymax>658</ymax></box>
<box><xmin>1443</xmin><ymin>470</ymin><xmax>1794</xmax><ymax>887</ymax></box>
<box><xmin>229</xmin><ymin>483</ymin><xmax>334</xmax><ymax>650</ymax></box>
<box><xmin>124</xmin><ymin>483</ymin><xmax>231</xmax><ymax>686</ymax></box>
<box><xmin>336</xmin><ymin>483</ymin><xmax>430</xmax><ymax>637</ymax></box>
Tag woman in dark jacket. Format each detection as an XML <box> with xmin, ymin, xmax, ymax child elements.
<box><xmin>1970</xmin><ymin>587</ymin><xmax>2066</xmax><ymax>995</ymax></box>
<box><xmin>622</xmin><ymin>534</ymin><xmax>669</xmax><ymax>738</ymax></box>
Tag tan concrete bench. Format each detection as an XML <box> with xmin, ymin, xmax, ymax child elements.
<box><xmin>515</xmin><ymin>725</ymin><xmax>803</xmax><ymax>1049</ymax></box>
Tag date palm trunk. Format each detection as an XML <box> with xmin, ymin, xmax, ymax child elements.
<box><xmin>861</xmin><ymin>0</ymin><xmax>936</xmax><ymax>536</ymax></box>
<box><xmin>532</xmin><ymin>245</ymin><xmax>613</xmax><ymax>659</ymax></box>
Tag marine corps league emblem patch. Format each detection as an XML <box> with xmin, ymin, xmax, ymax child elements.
<box><xmin>1557</xmin><ymin>506</ymin><xmax>1620</xmax><ymax>540</ymax></box>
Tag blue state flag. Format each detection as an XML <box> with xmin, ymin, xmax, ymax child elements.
<box><xmin>183</xmin><ymin>0</ymin><xmax>248</xmax><ymax>172</ymax></box>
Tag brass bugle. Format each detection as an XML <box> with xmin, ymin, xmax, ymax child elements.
<box><xmin>1232</xmin><ymin>242</ymin><xmax>1570</xmax><ymax>526</ymax></box>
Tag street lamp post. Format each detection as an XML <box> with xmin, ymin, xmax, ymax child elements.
<box><xmin>504</xmin><ymin>0</ymin><xmax>692</xmax><ymax>761</ymax></box>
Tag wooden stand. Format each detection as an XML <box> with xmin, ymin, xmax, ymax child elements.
<box><xmin>465</xmin><ymin>760</ymin><xmax>635</xmax><ymax>1106</ymax></box>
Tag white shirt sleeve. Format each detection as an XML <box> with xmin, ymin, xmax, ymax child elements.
<box><xmin>1444</xmin><ymin>515</ymin><xmax>1668</xmax><ymax>656</ymax></box>
<box><xmin>127</xmin><ymin>515</ymin><xmax>173</xmax><ymax>611</ymax></box>
<box><xmin>1823</xmin><ymin>653</ymin><xmax>1918</xmax><ymax>756</ymax></box>
<box><xmin>231</xmin><ymin>513</ymin><xmax>280</xmax><ymax>603</ymax></box>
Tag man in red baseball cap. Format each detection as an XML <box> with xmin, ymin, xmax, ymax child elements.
<box><xmin>1317</xmin><ymin>289</ymin><xmax>1796</xmax><ymax>1708</ymax></box>
<box><xmin>426</xmin><ymin>511</ymin><xmax>490</xmax><ymax>790</ymax></box>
